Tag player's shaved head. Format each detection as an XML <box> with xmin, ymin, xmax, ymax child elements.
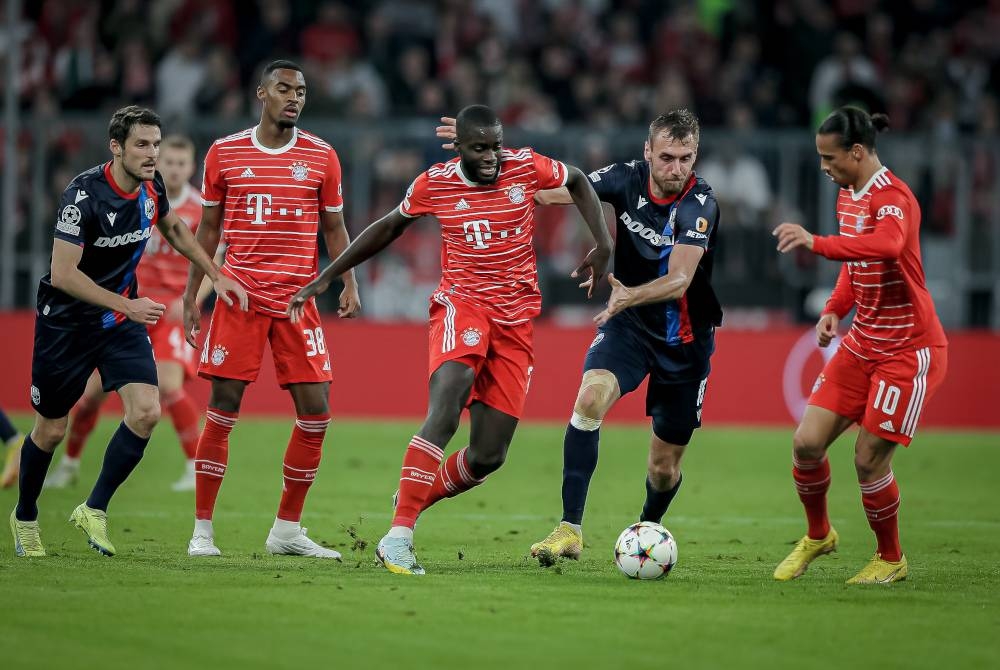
<box><xmin>456</xmin><ymin>105</ymin><xmax>501</xmax><ymax>142</ymax></box>
<box><xmin>260</xmin><ymin>59</ymin><xmax>303</xmax><ymax>87</ymax></box>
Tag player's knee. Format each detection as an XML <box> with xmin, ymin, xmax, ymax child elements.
<box><xmin>467</xmin><ymin>444</ymin><xmax>507</xmax><ymax>477</ymax></box>
<box><xmin>853</xmin><ymin>453</ymin><xmax>888</xmax><ymax>482</ymax></box>
<box><xmin>128</xmin><ymin>400</ymin><xmax>161</xmax><ymax>436</ymax></box>
<box><xmin>651</xmin><ymin>415</ymin><xmax>693</xmax><ymax>448</ymax></box>
<box><xmin>792</xmin><ymin>426</ymin><xmax>826</xmax><ymax>460</ymax></box>
<box><xmin>573</xmin><ymin>371</ymin><xmax>618</xmax><ymax>422</ymax></box>
<box><xmin>32</xmin><ymin>421</ymin><xmax>67</xmax><ymax>451</ymax></box>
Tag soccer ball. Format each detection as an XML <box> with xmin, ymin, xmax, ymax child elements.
<box><xmin>614</xmin><ymin>521</ymin><xmax>678</xmax><ymax>580</ymax></box>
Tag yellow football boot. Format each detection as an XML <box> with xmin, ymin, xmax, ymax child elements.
<box><xmin>530</xmin><ymin>521</ymin><xmax>583</xmax><ymax>561</ymax></box>
<box><xmin>846</xmin><ymin>553</ymin><xmax>908</xmax><ymax>584</ymax></box>
<box><xmin>773</xmin><ymin>528</ymin><xmax>839</xmax><ymax>580</ymax></box>
<box><xmin>70</xmin><ymin>503</ymin><xmax>116</xmax><ymax>556</ymax></box>
<box><xmin>10</xmin><ymin>510</ymin><xmax>46</xmax><ymax>557</ymax></box>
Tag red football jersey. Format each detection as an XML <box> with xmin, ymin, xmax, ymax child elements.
<box><xmin>815</xmin><ymin>167</ymin><xmax>947</xmax><ymax>359</ymax></box>
<box><xmin>399</xmin><ymin>148</ymin><xmax>569</xmax><ymax>325</ymax></box>
<box><xmin>202</xmin><ymin>126</ymin><xmax>343</xmax><ymax>316</ymax></box>
<box><xmin>137</xmin><ymin>183</ymin><xmax>202</xmax><ymax>305</ymax></box>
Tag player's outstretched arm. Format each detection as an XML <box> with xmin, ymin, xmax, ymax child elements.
<box><xmin>565</xmin><ymin>166</ymin><xmax>613</xmax><ymax>298</ymax></box>
<box><xmin>592</xmin><ymin>245</ymin><xmax>704</xmax><ymax>326</ymax></box>
<box><xmin>319</xmin><ymin>210</ymin><xmax>361</xmax><ymax>319</ymax></box>
<box><xmin>50</xmin><ymin>238</ymin><xmax>165</xmax><ymax>324</ymax></box>
<box><xmin>288</xmin><ymin>208</ymin><xmax>415</xmax><ymax>322</ymax></box>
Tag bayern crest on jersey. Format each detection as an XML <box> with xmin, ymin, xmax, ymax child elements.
<box><xmin>507</xmin><ymin>185</ymin><xmax>525</xmax><ymax>204</ymax></box>
<box><xmin>461</xmin><ymin>327</ymin><xmax>482</xmax><ymax>346</ymax></box>
<box><xmin>290</xmin><ymin>161</ymin><xmax>309</xmax><ymax>181</ymax></box>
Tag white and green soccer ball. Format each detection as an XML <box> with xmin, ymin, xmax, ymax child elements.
<box><xmin>614</xmin><ymin>521</ymin><xmax>678</xmax><ymax>580</ymax></box>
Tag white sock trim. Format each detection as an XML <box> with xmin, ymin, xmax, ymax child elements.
<box><xmin>271</xmin><ymin>518</ymin><xmax>301</xmax><ymax>538</ymax></box>
<box><xmin>387</xmin><ymin>525</ymin><xmax>414</xmax><ymax>542</ymax></box>
<box><xmin>193</xmin><ymin>519</ymin><xmax>214</xmax><ymax>537</ymax></box>
<box><xmin>570</xmin><ymin>412</ymin><xmax>602</xmax><ymax>431</ymax></box>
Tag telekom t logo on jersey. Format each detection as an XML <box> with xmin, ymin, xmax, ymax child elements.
<box><xmin>464</xmin><ymin>219</ymin><xmax>493</xmax><ymax>249</ymax></box>
<box><xmin>246</xmin><ymin>193</ymin><xmax>272</xmax><ymax>225</ymax></box>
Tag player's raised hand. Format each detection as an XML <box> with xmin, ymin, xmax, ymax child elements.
<box><xmin>572</xmin><ymin>245</ymin><xmax>612</xmax><ymax>298</ymax></box>
<box><xmin>816</xmin><ymin>313</ymin><xmax>839</xmax><ymax>348</ymax></box>
<box><xmin>125</xmin><ymin>297</ymin><xmax>166</xmax><ymax>325</ymax></box>
<box><xmin>183</xmin><ymin>296</ymin><xmax>201</xmax><ymax>348</ymax></box>
<box><xmin>593</xmin><ymin>273</ymin><xmax>635</xmax><ymax>326</ymax></box>
<box><xmin>773</xmin><ymin>222</ymin><xmax>814</xmax><ymax>253</ymax></box>
<box><xmin>436</xmin><ymin>116</ymin><xmax>457</xmax><ymax>150</ymax></box>
<box><xmin>338</xmin><ymin>283</ymin><xmax>361</xmax><ymax>318</ymax></box>
<box><xmin>213</xmin><ymin>275</ymin><xmax>249</xmax><ymax>311</ymax></box>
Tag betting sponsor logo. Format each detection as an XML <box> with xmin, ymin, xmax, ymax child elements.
<box><xmin>619</xmin><ymin>211</ymin><xmax>672</xmax><ymax>247</ymax></box>
<box><xmin>876</xmin><ymin>204</ymin><xmax>903</xmax><ymax>220</ymax></box>
<box><xmin>685</xmin><ymin>229</ymin><xmax>707</xmax><ymax>240</ymax></box>
<box><xmin>93</xmin><ymin>227</ymin><xmax>153</xmax><ymax>248</ymax></box>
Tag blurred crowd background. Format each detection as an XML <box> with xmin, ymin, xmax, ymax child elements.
<box><xmin>2</xmin><ymin>0</ymin><xmax>999</xmax><ymax>327</ymax></box>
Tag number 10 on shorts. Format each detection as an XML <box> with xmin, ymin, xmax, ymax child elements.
<box><xmin>873</xmin><ymin>379</ymin><xmax>901</xmax><ymax>416</ymax></box>
<box><xmin>303</xmin><ymin>327</ymin><xmax>326</xmax><ymax>357</ymax></box>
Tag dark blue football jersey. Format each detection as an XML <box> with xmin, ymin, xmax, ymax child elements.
<box><xmin>37</xmin><ymin>162</ymin><xmax>170</xmax><ymax>329</ymax></box>
<box><xmin>587</xmin><ymin>160</ymin><xmax>722</xmax><ymax>345</ymax></box>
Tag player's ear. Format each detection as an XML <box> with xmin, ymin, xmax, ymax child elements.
<box><xmin>109</xmin><ymin>139</ymin><xmax>120</xmax><ymax>157</ymax></box>
<box><xmin>643</xmin><ymin>141</ymin><xmax>651</xmax><ymax>161</ymax></box>
<box><xmin>256</xmin><ymin>86</ymin><xmax>265</xmax><ymax>101</ymax></box>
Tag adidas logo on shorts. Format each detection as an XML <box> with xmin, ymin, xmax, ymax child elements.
<box><xmin>879</xmin><ymin>420</ymin><xmax>895</xmax><ymax>433</ymax></box>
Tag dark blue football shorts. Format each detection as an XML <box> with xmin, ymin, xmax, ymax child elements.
<box><xmin>30</xmin><ymin>317</ymin><xmax>157</xmax><ymax>419</ymax></box>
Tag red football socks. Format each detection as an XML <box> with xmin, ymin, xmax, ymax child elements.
<box><xmin>66</xmin><ymin>398</ymin><xmax>101</xmax><ymax>459</ymax></box>
<box><xmin>162</xmin><ymin>390</ymin><xmax>200</xmax><ymax>459</ymax></box>
<box><xmin>276</xmin><ymin>414</ymin><xmax>330</xmax><ymax>522</ymax></box>
<box><xmin>194</xmin><ymin>408</ymin><xmax>237</xmax><ymax>520</ymax></box>
<box><xmin>860</xmin><ymin>470</ymin><xmax>902</xmax><ymax>562</ymax></box>
<box><xmin>391</xmin><ymin>436</ymin><xmax>444</xmax><ymax>528</ymax></box>
<box><xmin>793</xmin><ymin>455</ymin><xmax>832</xmax><ymax>540</ymax></box>
<box><xmin>421</xmin><ymin>446</ymin><xmax>486</xmax><ymax>512</ymax></box>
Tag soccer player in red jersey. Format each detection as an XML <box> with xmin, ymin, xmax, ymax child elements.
<box><xmin>44</xmin><ymin>136</ymin><xmax>210</xmax><ymax>492</ymax></box>
<box><xmin>289</xmin><ymin>105</ymin><xmax>613</xmax><ymax>574</ymax></box>
<box><xmin>182</xmin><ymin>60</ymin><xmax>360</xmax><ymax>559</ymax></box>
<box><xmin>772</xmin><ymin>106</ymin><xmax>948</xmax><ymax>584</ymax></box>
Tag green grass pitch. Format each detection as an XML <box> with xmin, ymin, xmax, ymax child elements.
<box><xmin>1</xmin><ymin>417</ymin><xmax>997</xmax><ymax>669</ymax></box>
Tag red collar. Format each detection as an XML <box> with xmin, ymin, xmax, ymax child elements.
<box><xmin>647</xmin><ymin>173</ymin><xmax>695</xmax><ymax>206</ymax></box>
<box><xmin>104</xmin><ymin>162</ymin><xmax>141</xmax><ymax>200</ymax></box>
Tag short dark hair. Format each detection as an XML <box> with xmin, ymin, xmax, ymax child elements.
<box><xmin>260</xmin><ymin>59</ymin><xmax>303</xmax><ymax>86</ymax></box>
<box><xmin>456</xmin><ymin>104</ymin><xmax>501</xmax><ymax>141</ymax></box>
<box><xmin>108</xmin><ymin>106</ymin><xmax>161</xmax><ymax>145</ymax></box>
<box><xmin>818</xmin><ymin>106</ymin><xmax>890</xmax><ymax>150</ymax></box>
<box><xmin>649</xmin><ymin>109</ymin><xmax>700</xmax><ymax>145</ymax></box>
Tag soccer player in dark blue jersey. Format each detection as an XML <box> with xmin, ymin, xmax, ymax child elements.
<box><xmin>9</xmin><ymin>106</ymin><xmax>247</xmax><ymax>558</ymax></box>
<box><xmin>531</xmin><ymin>111</ymin><xmax>722</xmax><ymax>559</ymax></box>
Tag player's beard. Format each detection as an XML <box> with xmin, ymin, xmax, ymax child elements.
<box><xmin>277</xmin><ymin>118</ymin><xmax>297</xmax><ymax>129</ymax></box>
<box><xmin>653</xmin><ymin>174</ymin><xmax>685</xmax><ymax>196</ymax></box>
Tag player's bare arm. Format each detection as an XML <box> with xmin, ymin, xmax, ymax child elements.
<box><xmin>50</xmin><ymin>238</ymin><xmax>165</xmax><ymax>325</ymax></box>
<box><xmin>182</xmin><ymin>204</ymin><xmax>228</xmax><ymax>346</ymax></box>
<box><xmin>564</xmin><ymin>166</ymin><xmax>614</xmax><ymax>298</ymax></box>
<box><xmin>319</xmin><ymin>210</ymin><xmax>361</xmax><ymax>319</ymax></box>
<box><xmin>593</xmin><ymin>244</ymin><xmax>704</xmax><ymax>326</ymax></box>
<box><xmin>288</xmin><ymin>208</ymin><xmax>416</xmax><ymax>322</ymax></box>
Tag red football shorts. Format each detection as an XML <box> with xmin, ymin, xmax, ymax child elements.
<box><xmin>427</xmin><ymin>292</ymin><xmax>534</xmax><ymax>418</ymax></box>
<box><xmin>148</xmin><ymin>317</ymin><xmax>197</xmax><ymax>379</ymax></box>
<box><xmin>198</xmin><ymin>299</ymin><xmax>332</xmax><ymax>388</ymax></box>
<box><xmin>809</xmin><ymin>344</ymin><xmax>947</xmax><ymax>446</ymax></box>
